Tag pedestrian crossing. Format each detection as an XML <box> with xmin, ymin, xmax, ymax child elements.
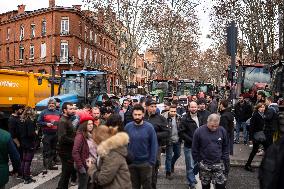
<box><xmin>10</xmin><ymin>166</ymin><xmax>62</xmax><ymax>189</ymax></box>
<box><xmin>10</xmin><ymin>164</ymin><xmax>215</xmax><ymax>189</ymax></box>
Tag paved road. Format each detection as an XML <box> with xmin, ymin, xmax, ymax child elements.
<box><xmin>7</xmin><ymin>144</ymin><xmax>260</xmax><ymax>189</ymax></box>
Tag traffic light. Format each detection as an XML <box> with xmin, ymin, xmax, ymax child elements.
<box><xmin>226</xmin><ymin>21</ymin><xmax>238</xmax><ymax>56</ymax></box>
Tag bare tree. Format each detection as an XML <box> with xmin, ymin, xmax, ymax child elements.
<box><xmin>83</xmin><ymin>0</ymin><xmax>156</xmax><ymax>86</ymax></box>
<box><xmin>146</xmin><ymin>0</ymin><xmax>200</xmax><ymax>78</ymax></box>
<box><xmin>211</xmin><ymin>0</ymin><xmax>281</xmax><ymax>63</ymax></box>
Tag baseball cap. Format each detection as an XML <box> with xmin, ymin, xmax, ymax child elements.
<box><xmin>145</xmin><ymin>99</ymin><xmax>157</xmax><ymax>106</ymax></box>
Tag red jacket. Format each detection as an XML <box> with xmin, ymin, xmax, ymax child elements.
<box><xmin>72</xmin><ymin>132</ymin><xmax>89</xmax><ymax>170</ymax></box>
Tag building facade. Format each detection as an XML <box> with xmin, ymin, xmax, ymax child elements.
<box><xmin>0</xmin><ymin>0</ymin><xmax>119</xmax><ymax>93</ymax></box>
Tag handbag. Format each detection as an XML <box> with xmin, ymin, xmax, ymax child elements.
<box><xmin>253</xmin><ymin>131</ymin><xmax>266</xmax><ymax>142</ymax></box>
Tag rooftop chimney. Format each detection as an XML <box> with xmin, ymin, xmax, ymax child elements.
<box><xmin>17</xmin><ymin>4</ymin><xmax>26</xmax><ymax>15</ymax></box>
<box><xmin>49</xmin><ymin>0</ymin><xmax>55</xmax><ymax>8</ymax></box>
<box><xmin>73</xmin><ymin>5</ymin><xmax>82</xmax><ymax>11</ymax></box>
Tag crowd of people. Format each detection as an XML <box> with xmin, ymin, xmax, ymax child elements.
<box><xmin>0</xmin><ymin>91</ymin><xmax>283</xmax><ymax>189</ymax></box>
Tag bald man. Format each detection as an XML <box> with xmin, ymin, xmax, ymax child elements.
<box><xmin>178</xmin><ymin>101</ymin><xmax>206</xmax><ymax>189</ymax></box>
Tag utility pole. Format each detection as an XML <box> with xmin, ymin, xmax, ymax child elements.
<box><xmin>226</xmin><ymin>21</ymin><xmax>238</xmax><ymax>102</ymax></box>
<box><xmin>51</xmin><ymin>65</ymin><xmax>55</xmax><ymax>96</ymax></box>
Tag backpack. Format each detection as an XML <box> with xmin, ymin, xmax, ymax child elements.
<box><xmin>258</xmin><ymin>136</ymin><xmax>284</xmax><ymax>189</ymax></box>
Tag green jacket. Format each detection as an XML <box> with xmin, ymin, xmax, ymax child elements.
<box><xmin>0</xmin><ymin>129</ymin><xmax>20</xmax><ymax>187</ymax></box>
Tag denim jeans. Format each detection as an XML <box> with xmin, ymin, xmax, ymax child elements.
<box><xmin>184</xmin><ymin>147</ymin><xmax>197</xmax><ymax>186</ymax></box>
<box><xmin>235</xmin><ymin>122</ymin><xmax>248</xmax><ymax>143</ymax></box>
<box><xmin>165</xmin><ymin>142</ymin><xmax>181</xmax><ymax>173</ymax></box>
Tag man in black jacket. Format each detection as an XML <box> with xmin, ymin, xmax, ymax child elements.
<box><xmin>234</xmin><ymin>95</ymin><xmax>252</xmax><ymax>144</ymax></box>
<box><xmin>57</xmin><ymin>102</ymin><xmax>76</xmax><ymax>189</ymax></box>
<box><xmin>144</xmin><ymin>99</ymin><xmax>171</xmax><ymax>189</ymax></box>
<box><xmin>179</xmin><ymin>101</ymin><xmax>205</xmax><ymax>189</ymax></box>
<box><xmin>197</xmin><ymin>98</ymin><xmax>211</xmax><ymax>125</ymax></box>
<box><xmin>162</xmin><ymin>105</ymin><xmax>182</xmax><ymax>179</ymax></box>
<box><xmin>219</xmin><ymin>100</ymin><xmax>235</xmax><ymax>156</ymax></box>
<box><xmin>264</xmin><ymin>96</ymin><xmax>279</xmax><ymax>147</ymax></box>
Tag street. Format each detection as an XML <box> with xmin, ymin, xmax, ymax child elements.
<box><xmin>7</xmin><ymin>144</ymin><xmax>260</xmax><ymax>189</ymax></box>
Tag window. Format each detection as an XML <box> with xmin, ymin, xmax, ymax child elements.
<box><xmin>6</xmin><ymin>47</ymin><xmax>9</xmax><ymax>63</ymax></box>
<box><xmin>20</xmin><ymin>25</ymin><xmax>24</xmax><ymax>40</ymax></box>
<box><xmin>30</xmin><ymin>44</ymin><xmax>34</xmax><ymax>59</ymax></box>
<box><xmin>61</xmin><ymin>17</ymin><xmax>69</xmax><ymax>34</ymax></box>
<box><xmin>19</xmin><ymin>45</ymin><xmax>24</xmax><ymax>61</ymax></box>
<box><xmin>94</xmin><ymin>33</ymin><xmax>97</xmax><ymax>44</ymax></box>
<box><xmin>90</xmin><ymin>30</ymin><xmax>93</xmax><ymax>41</ymax></box>
<box><xmin>78</xmin><ymin>45</ymin><xmax>81</xmax><ymax>59</ymax></box>
<box><xmin>84</xmin><ymin>26</ymin><xmax>88</xmax><ymax>41</ymax></box>
<box><xmin>6</xmin><ymin>28</ymin><xmax>10</xmax><ymax>40</ymax></box>
<box><xmin>42</xmin><ymin>20</ymin><xmax>46</xmax><ymax>36</ymax></box>
<box><xmin>60</xmin><ymin>42</ymin><xmax>69</xmax><ymax>62</ymax></box>
<box><xmin>89</xmin><ymin>49</ymin><xmax>92</xmax><ymax>62</ymax></box>
<box><xmin>40</xmin><ymin>43</ymin><xmax>46</xmax><ymax>58</ymax></box>
<box><xmin>94</xmin><ymin>52</ymin><xmax>97</xmax><ymax>63</ymax></box>
<box><xmin>84</xmin><ymin>47</ymin><xmax>88</xmax><ymax>61</ymax></box>
<box><xmin>31</xmin><ymin>24</ymin><xmax>35</xmax><ymax>38</ymax></box>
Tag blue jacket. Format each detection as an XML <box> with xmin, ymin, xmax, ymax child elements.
<box><xmin>125</xmin><ymin>121</ymin><xmax>158</xmax><ymax>166</ymax></box>
<box><xmin>192</xmin><ymin>125</ymin><xmax>229</xmax><ymax>165</ymax></box>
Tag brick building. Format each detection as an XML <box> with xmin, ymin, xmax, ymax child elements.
<box><xmin>0</xmin><ymin>0</ymin><xmax>120</xmax><ymax>93</ymax></box>
<box><xmin>144</xmin><ymin>48</ymin><xmax>162</xmax><ymax>79</ymax></box>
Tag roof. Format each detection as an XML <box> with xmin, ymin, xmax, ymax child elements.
<box><xmin>62</xmin><ymin>70</ymin><xmax>106</xmax><ymax>76</ymax></box>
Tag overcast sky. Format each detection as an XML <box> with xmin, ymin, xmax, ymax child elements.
<box><xmin>0</xmin><ymin>0</ymin><xmax>213</xmax><ymax>51</ymax></box>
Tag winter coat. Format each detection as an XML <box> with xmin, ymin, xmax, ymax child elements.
<box><xmin>19</xmin><ymin>118</ymin><xmax>36</xmax><ymax>150</ymax></box>
<box><xmin>264</xmin><ymin>103</ymin><xmax>279</xmax><ymax>132</ymax></box>
<box><xmin>144</xmin><ymin>112</ymin><xmax>171</xmax><ymax>146</ymax></box>
<box><xmin>249</xmin><ymin>111</ymin><xmax>265</xmax><ymax>136</ymax></box>
<box><xmin>197</xmin><ymin>110</ymin><xmax>211</xmax><ymax>125</ymax></box>
<box><xmin>57</xmin><ymin>116</ymin><xmax>75</xmax><ymax>161</ymax></box>
<box><xmin>0</xmin><ymin>129</ymin><xmax>20</xmax><ymax>187</ymax></box>
<box><xmin>220</xmin><ymin>108</ymin><xmax>234</xmax><ymax>135</ymax></box>
<box><xmin>178</xmin><ymin>113</ymin><xmax>202</xmax><ymax>148</ymax></box>
<box><xmin>234</xmin><ymin>102</ymin><xmax>252</xmax><ymax>122</ymax></box>
<box><xmin>93</xmin><ymin>132</ymin><xmax>132</xmax><ymax>189</ymax></box>
<box><xmin>72</xmin><ymin>132</ymin><xmax>90</xmax><ymax>170</ymax></box>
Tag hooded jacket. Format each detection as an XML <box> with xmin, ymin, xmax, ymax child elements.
<box><xmin>94</xmin><ymin>132</ymin><xmax>132</xmax><ymax>189</ymax></box>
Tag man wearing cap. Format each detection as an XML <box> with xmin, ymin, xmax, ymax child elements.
<box><xmin>197</xmin><ymin>98</ymin><xmax>211</xmax><ymax>125</ymax></box>
<box><xmin>37</xmin><ymin>98</ymin><xmax>61</xmax><ymax>172</ymax></box>
<box><xmin>144</xmin><ymin>99</ymin><xmax>171</xmax><ymax>189</ymax></box>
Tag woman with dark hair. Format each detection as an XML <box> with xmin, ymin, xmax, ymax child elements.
<box><xmin>105</xmin><ymin>114</ymin><xmax>123</xmax><ymax>132</ymax></box>
<box><xmin>245</xmin><ymin>103</ymin><xmax>266</xmax><ymax>172</ymax></box>
<box><xmin>19</xmin><ymin>106</ymin><xmax>37</xmax><ymax>184</ymax></box>
<box><xmin>72</xmin><ymin>119</ymin><xmax>95</xmax><ymax>189</ymax></box>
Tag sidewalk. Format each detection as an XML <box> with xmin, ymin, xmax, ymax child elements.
<box><xmin>230</xmin><ymin>144</ymin><xmax>262</xmax><ymax>167</ymax></box>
